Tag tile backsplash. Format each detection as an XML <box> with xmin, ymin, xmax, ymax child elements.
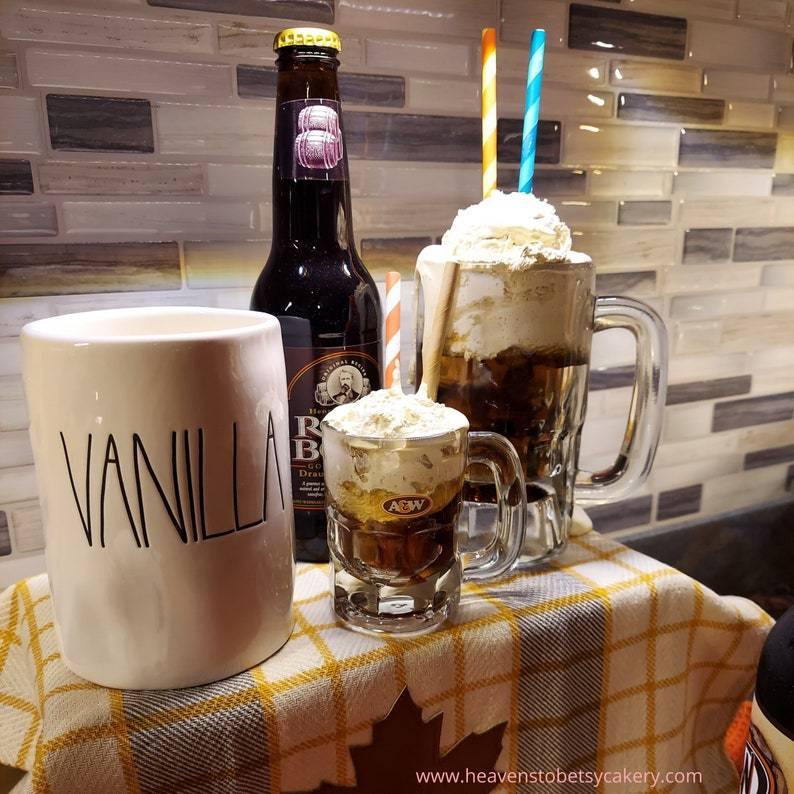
<box><xmin>1</xmin><ymin>0</ymin><xmax>794</xmax><ymax>580</ymax></box>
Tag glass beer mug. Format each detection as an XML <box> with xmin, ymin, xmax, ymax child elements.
<box><xmin>415</xmin><ymin>247</ymin><xmax>668</xmax><ymax>567</ymax></box>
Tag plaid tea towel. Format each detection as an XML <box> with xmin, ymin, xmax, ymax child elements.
<box><xmin>0</xmin><ymin>532</ymin><xmax>771</xmax><ymax>793</ymax></box>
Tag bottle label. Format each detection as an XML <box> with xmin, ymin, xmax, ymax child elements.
<box><xmin>741</xmin><ymin>723</ymin><xmax>790</xmax><ymax>794</ymax></box>
<box><xmin>277</xmin><ymin>98</ymin><xmax>346</xmax><ymax>181</ymax></box>
<box><xmin>284</xmin><ymin>343</ymin><xmax>381</xmax><ymax>510</ymax></box>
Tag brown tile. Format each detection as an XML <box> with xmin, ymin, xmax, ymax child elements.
<box><xmin>712</xmin><ymin>391</ymin><xmax>794</xmax><ymax>432</ymax></box>
<box><xmin>683</xmin><ymin>228</ymin><xmax>733</xmax><ymax>263</ymax></box>
<box><xmin>587</xmin><ymin>495</ymin><xmax>653</xmax><ymax>532</ymax></box>
<box><xmin>678</xmin><ymin>128</ymin><xmax>777</xmax><ymax>169</ymax></box>
<box><xmin>618</xmin><ymin>201</ymin><xmax>672</xmax><ymax>225</ymax></box>
<box><xmin>666</xmin><ymin>375</ymin><xmax>752</xmax><ymax>405</ymax></box>
<box><xmin>618</xmin><ymin>93</ymin><xmax>724</xmax><ymax>124</ymax></box>
<box><xmin>497</xmin><ymin>118</ymin><xmax>561</xmax><ymax>165</ymax></box>
<box><xmin>734</xmin><ymin>227</ymin><xmax>794</xmax><ymax>262</ymax></box>
<box><xmin>0</xmin><ymin>243</ymin><xmax>181</xmax><ymax>297</ymax></box>
<box><xmin>47</xmin><ymin>94</ymin><xmax>154</xmax><ymax>153</ymax></box>
<box><xmin>657</xmin><ymin>485</ymin><xmax>702</xmax><ymax>521</ymax></box>
<box><xmin>569</xmin><ymin>4</ymin><xmax>687</xmax><ymax>61</ymax></box>
<box><xmin>0</xmin><ymin>160</ymin><xmax>33</xmax><ymax>194</ymax></box>
<box><xmin>744</xmin><ymin>444</ymin><xmax>794</xmax><ymax>470</ymax></box>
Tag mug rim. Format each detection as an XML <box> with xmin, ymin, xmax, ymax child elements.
<box><xmin>320</xmin><ymin>416</ymin><xmax>469</xmax><ymax>445</ymax></box>
<box><xmin>21</xmin><ymin>306</ymin><xmax>279</xmax><ymax>345</ymax></box>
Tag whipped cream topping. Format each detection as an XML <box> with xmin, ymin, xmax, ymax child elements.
<box><xmin>441</xmin><ymin>190</ymin><xmax>571</xmax><ymax>269</ymax></box>
<box><xmin>324</xmin><ymin>387</ymin><xmax>468</xmax><ymax>439</ymax></box>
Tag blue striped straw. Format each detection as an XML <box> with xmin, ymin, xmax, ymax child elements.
<box><xmin>519</xmin><ymin>29</ymin><xmax>546</xmax><ymax>193</ymax></box>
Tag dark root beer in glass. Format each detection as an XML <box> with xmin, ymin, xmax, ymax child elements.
<box><xmin>251</xmin><ymin>28</ymin><xmax>383</xmax><ymax>562</ymax></box>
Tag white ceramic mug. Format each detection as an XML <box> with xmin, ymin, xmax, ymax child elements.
<box><xmin>22</xmin><ymin>307</ymin><xmax>295</xmax><ymax>689</ymax></box>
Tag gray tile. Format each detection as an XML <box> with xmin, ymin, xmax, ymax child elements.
<box><xmin>772</xmin><ymin>174</ymin><xmax>794</xmax><ymax>195</ymax></box>
<box><xmin>745</xmin><ymin>444</ymin><xmax>794</xmax><ymax>470</ymax></box>
<box><xmin>618</xmin><ymin>93</ymin><xmax>724</xmax><ymax>124</ymax></box>
<box><xmin>734</xmin><ymin>227</ymin><xmax>794</xmax><ymax>262</ymax></box>
<box><xmin>666</xmin><ymin>375</ymin><xmax>751</xmax><ymax>405</ymax></box>
<box><xmin>345</xmin><ymin>112</ymin><xmax>479</xmax><ymax>163</ymax></box>
<box><xmin>683</xmin><ymin>228</ymin><xmax>733</xmax><ymax>263</ymax></box>
<box><xmin>678</xmin><ymin>128</ymin><xmax>777</xmax><ymax>169</ymax></box>
<box><xmin>0</xmin><ymin>242</ymin><xmax>181</xmax><ymax>297</ymax></box>
<box><xmin>497</xmin><ymin>118</ymin><xmax>561</xmax><ymax>165</ymax></box>
<box><xmin>0</xmin><ymin>160</ymin><xmax>33</xmax><ymax>194</ymax></box>
<box><xmin>237</xmin><ymin>64</ymin><xmax>405</xmax><ymax>107</ymax></box>
<box><xmin>587</xmin><ymin>495</ymin><xmax>653</xmax><ymax>533</ymax></box>
<box><xmin>361</xmin><ymin>236</ymin><xmax>433</xmax><ymax>278</ymax></box>
<box><xmin>0</xmin><ymin>203</ymin><xmax>57</xmax><ymax>237</ymax></box>
<box><xmin>657</xmin><ymin>484</ymin><xmax>702</xmax><ymax>522</ymax></box>
<box><xmin>147</xmin><ymin>0</ymin><xmax>333</xmax><ymax>21</ymax></box>
<box><xmin>618</xmin><ymin>201</ymin><xmax>672</xmax><ymax>226</ymax></box>
<box><xmin>47</xmin><ymin>94</ymin><xmax>154</xmax><ymax>153</ymax></box>
<box><xmin>0</xmin><ymin>512</ymin><xmax>9</xmax><ymax>556</ymax></box>
<box><xmin>589</xmin><ymin>365</ymin><xmax>635</xmax><ymax>391</ymax></box>
<box><xmin>596</xmin><ymin>270</ymin><xmax>657</xmax><ymax>296</ymax></box>
<box><xmin>712</xmin><ymin>391</ymin><xmax>794</xmax><ymax>432</ymax></box>
<box><xmin>568</xmin><ymin>4</ymin><xmax>687</xmax><ymax>61</ymax></box>
<box><xmin>498</xmin><ymin>168</ymin><xmax>586</xmax><ymax>197</ymax></box>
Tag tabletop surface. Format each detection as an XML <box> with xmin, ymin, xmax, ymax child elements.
<box><xmin>0</xmin><ymin>531</ymin><xmax>772</xmax><ymax>794</ymax></box>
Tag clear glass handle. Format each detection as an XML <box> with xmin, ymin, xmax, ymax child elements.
<box><xmin>576</xmin><ymin>296</ymin><xmax>668</xmax><ymax>504</ymax></box>
<box><xmin>462</xmin><ymin>431</ymin><xmax>526</xmax><ymax>580</ymax></box>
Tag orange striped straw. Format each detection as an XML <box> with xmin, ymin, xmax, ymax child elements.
<box><xmin>481</xmin><ymin>27</ymin><xmax>498</xmax><ymax>199</ymax></box>
<box><xmin>384</xmin><ymin>271</ymin><xmax>401</xmax><ymax>389</ymax></box>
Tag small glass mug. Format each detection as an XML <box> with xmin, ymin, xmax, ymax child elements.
<box><xmin>321</xmin><ymin>422</ymin><xmax>526</xmax><ymax>634</ymax></box>
<box><xmin>415</xmin><ymin>249</ymin><xmax>668</xmax><ymax>568</ymax></box>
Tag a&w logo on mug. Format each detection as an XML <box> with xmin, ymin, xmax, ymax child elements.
<box><xmin>382</xmin><ymin>494</ymin><xmax>433</xmax><ymax>518</ymax></box>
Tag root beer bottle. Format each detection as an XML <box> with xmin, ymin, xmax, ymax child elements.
<box><xmin>251</xmin><ymin>27</ymin><xmax>382</xmax><ymax>562</ymax></box>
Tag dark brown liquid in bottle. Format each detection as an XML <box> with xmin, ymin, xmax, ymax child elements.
<box><xmin>251</xmin><ymin>43</ymin><xmax>382</xmax><ymax>562</ymax></box>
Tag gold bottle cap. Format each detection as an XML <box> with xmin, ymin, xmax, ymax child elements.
<box><xmin>273</xmin><ymin>27</ymin><xmax>341</xmax><ymax>53</ymax></box>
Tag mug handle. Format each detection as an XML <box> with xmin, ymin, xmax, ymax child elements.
<box><xmin>461</xmin><ymin>431</ymin><xmax>527</xmax><ymax>580</ymax></box>
<box><xmin>576</xmin><ymin>296</ymin><xmax>668</xmax><ymax>504</ymax></box>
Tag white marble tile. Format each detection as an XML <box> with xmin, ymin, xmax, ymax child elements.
<box><xmin>0</xmin><ymin>554</ymin><xmax>46</xmax><ymax>589</ymax></box>
<box><xmin>0</xmin><ymin>401</ymin><xmax>27</xmax><ymax>432</ymax></box>
<box><xmin>0</xmin><ymin>430</ymin><xmax>33</xmax><ymax>469</ymax></box>
<box><xmin>750</xmin><ymin>366</ymin><xmax>794</xmax><ymax>396</ymax></box>
<box><xmin>673</xmin><ymin>171</ymin><xmax>773</xmax><ymax>197</ymax></box>
<box><xmin>27</xmin><ymin>49</ymin><xmax>233</xmax><ymax>97</ymax></box>
<box><xmin>703</xmin><ymin>69</ymin><xmax>771</xmax><ymax>101</ymax></box>
<box><xmin>664</xmin><ymin>265</ymin><xmax>761</xmax><ymax>295</ymax></box>
<box><xmin>590</xmin><ymin>327</ymin><xmax>636</xmax><ymax>369</ymax></box>
<box><xmin>0</xmin><ymin>339</ymin><xmax>22</xmax><ymax>378</ymax></box>
<box><xmin>0</xmin><ymin>203</ymin><xmax>57</xmax><ymax>237</ymax></box>
<box><xmin>776</xmin><ymin>134</ymin><xmax>794</xmax><ymax>172</ymax></box>
<box><xmin>53</xmin><ymin>290</ymin><xmax>195</xmax><ymax>315</ymax></box>
<box><xmin>61</xmin><ymin>200</ymin><xmax>258</xmax><ymax>238</ymax></box>
<box><xmin>670</xmin><ymin>291</ymin><xmax>765</xmax><ymax>320</ymax></box>
<box><xmin>650</xmin><ymin>455</ymin><xmax>742</xmax><ymax>492</ymax></box>
<box><xmin>207</xmin><ymin>163</ymin><xmax>269</xmax><ymax>196</ymax></box>
<box><xmin>352</xmin><ymin>161</ymin><xmax>480</xmax><ymax>202</ymax></box>
<box><xmin>0</xmin><ymin>466</ymin><xmax>37</xmax><ymax>503</ymax></box>
<box><xmin>724</xmin><ymin>101</ymin><xmax>777</xmax><ymax>129</ymax></box>
<box><xmin>209</xmin><ymin>289</ymin><xmax>252</xmax><ymax>310</ymax></box>
<box><xmin>367</xmin><ymin>36</ymin><xmax>469</xmax><ymax>76</ymax></box>
<box><xmin>564</xmin><ymin>124</ymin><xmax>679</xmax><ymax>167</ymax></box>
<box><xmin>763</xmin><ymin>287</ymin><xmax>794</xmax><ymax>312</ymax></box>
<box><xmin>157</xmin><ymin>102</ymin><xmax>273</xmax><ymax>157</ymax></box>
<box><xmin>352</xmin><ymin>197</ymin><xmax>461</xmax><ymax>235</ymax></box>
<box><xmin>499</xmin><ymin>49</ymin><xmax>607</xmax><ymax>86</ymax></box>
<box><xmin>663</xmin><ymin>402</ymin><xmax>714</xmax><ymax>442</ymax></box>
<box><xmin>0</xmin><ymin>377</ymin><xmax>24</xmax><ymax>403</ymax></box>
<box><xmin>701</xmin><ymin>465</ymin><xmax>789</xmax><ymax>514</ymax></box>
<box><xmin>500</xmin><ymin>0</ymin><xmax>566</xmax><ymax>48</ymax></box>
<box><xmin>39</xmin><ymin>160</ymin><xmax>205</xmax><ymax>196</ymax></box>
<box><xmin>0</xmin><ymin>299</ymin><xmax>52</xmax><ymax>337</ymax></box>
<box><xmin>677</xmin><ymin>198</ymin><xmax>774</xmax><ymax>227</ymax></box>
<box><xmin>654</xmin><ymin>433</ymin><xmax>739</xmax><ymax>468</ymax></box>
<box><xmin>499</xmin><ymin>84</ymin><xmax>613</xmax><ymax>120</ymax></box>
<box><xmin>572</xmin><ymin>228</ymin><xmax>677</xmax><ymax>267</ymax></box>
<box><xmin>630</xmin><ymin>0</ymin><xmax>736</xmax><ymax>19</ymax></box>
<box><xmin>762</xmin><ymin>263</ymin><xmax>794</xmax><ymax>286</ymax></box>
<box><xmin>589</xmin><ymin>170</ymin><xmax>673</xmax><ymax>198</ymax></box>
<box><xmin>610</xmin><ymin>60</ymin><xmax>701</xmax><ymax>94</ymax></box>
<box><xmin>4</xmin><ymin>6</ymin><xmax>214</xmax><ymax>53</ymax></box>
<box><xmin>184</xmin><ymin>240</ymin><xmax>268</xmax><ymax>289</ymax></box>
<box><xmin>738</xmin><ymin>419</ymin><xmax>794</xmax><ymax>452</ymax></box>
<box><xmin>668</xmin><ymin>352</ymin><xmax>751</xmax><ymax>384</ymax></box>
<box><xmin>337</xmin><ymin>0</ymin><xmax>497</xmax><ymax>37</ymax></box>
<box><xmin>750</xmin><ymin>345</ymin><xmax>794</xmax><ymax>370</ymax></box>
<box><xmin>772</xmin><ymin>197</ymin><xmax>794</xmax><ymax>224</ymax></box>
<box><xmin>9</xmin><ymin>502</ymin><xmax>44</xmax><ymax>554</ymax></box>
<box><xmin>673</xmin><ymin>320</ymin><xmax>723</xmax><ymax>355</ymax></box>
<box><xmin>688</xmin><ymin>21</ymin><xmax>791</xmax><ymax>71</ymax></box>
<box><xmin>0</xmin><ymin>96</ymin><xmax>43</xmax><ymax>154</ymax></box>
<box><xmin>585</xmin><ymin>385</ymin><xmax>633</xmax><ymax>419</ymax></box>
<box><xmin>720</xmin><ymin>312</ymin><xmax>794</xmax><ymax>352</ymax></box>
<box><xmin>408</xmin><ymin>77</ymin><xmax>478</xmax><ymax>114</ymax></box>
<box><xmin>579</xmin><ymin>414</ymin><xmax>626</xmax><ymax>460</ymax></box>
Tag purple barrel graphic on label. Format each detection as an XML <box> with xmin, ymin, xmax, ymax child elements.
<box><xmin>295</xmin><ymin>130</ymin><xmax>343</xmax><ymax>170</ymax></box>
<box><xmin>298</xmin><ymin>105</ymin><xmax>340</xmax><ymax>137</ymax></box>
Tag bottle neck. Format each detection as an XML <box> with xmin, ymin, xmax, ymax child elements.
<box><xmin>271</xmin><ymin>48</ymin><xmax>355</xmax><ymax>251</ymax></box>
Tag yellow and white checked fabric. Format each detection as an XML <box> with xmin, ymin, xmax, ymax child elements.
<box><xmin>0</xmin><ymin>532</ymin><xmax>771</xmax><ymax>794</ymax></box>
